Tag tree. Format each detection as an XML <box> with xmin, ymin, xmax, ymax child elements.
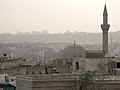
<box><xmin>79</xmin><ymin>71</ymin><xmax>96</xmax><ymax>90</ymax></box>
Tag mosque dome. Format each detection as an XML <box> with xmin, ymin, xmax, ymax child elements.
<box><xmin>58</xmin><ymin>44</ymin><xmax>86</xmax><ymax>59</ymax></box>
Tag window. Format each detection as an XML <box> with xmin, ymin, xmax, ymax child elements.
<box><xmin>26</xmin><ymin>71</ymin><xmax>28</xmax><ymax>75</ymax></box>
<box><xmin>76</xmin><ymin>62</ymin><xmax>79</xmax><ymax>70</ymax></box>
<box><xmin>79</xmin><ymin>86</ymin><xmax>82</xmax><ymax>90</ymax></box>
<box><xmin>39</xmin><ymin>71</ymin><xmax>41</xmax><ymax>74</ymax></box>
<box><xmin>58</xmin><ymin>60</ymin><xmax>63</xmax><ymax>65</ymax></box>
<box><xmin>11</xmin><ymin>79</ymin><xmax>14</xmax><ymax>82</ymax></box>
<box><xmin>32</xmin><ymin>71</ymin><xmax>35</xmax><ymax>75</ymax></box>
<box><xmin>117</xmin><ymin>62</ymin><xmax>120</xmax><ymax>68</ymax></box>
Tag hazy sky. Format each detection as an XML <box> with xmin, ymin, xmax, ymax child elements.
<box><xmin>0</xmin><ymin>0</ymin><xmax>120</xmax><ymax>34</ymax></box>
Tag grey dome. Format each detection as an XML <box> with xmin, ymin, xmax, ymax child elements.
<box><xmin>58</xmin><ymin>44</ymin><xmax>86</xmax><ymax>59</ymax></box>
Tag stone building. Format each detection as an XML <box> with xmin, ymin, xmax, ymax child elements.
<box><xmin>16</xmin><ymin>4</ymin><xmax>120</xmax><ymax>90</ymax></box>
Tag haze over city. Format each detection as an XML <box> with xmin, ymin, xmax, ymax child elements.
<box><xmin>0</xmin><ymin>0</ymin><xmax>120</xmax><ymax>34</ymax></box>
<box><xmin>1</xmin><ymin>0</ymin><xmax>120</xmax><ymax>90</ymax></box>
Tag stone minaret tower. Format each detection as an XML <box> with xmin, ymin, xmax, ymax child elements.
<box><xmin>101</xmin><ymin>4</ymin><xmax>110</xmax><ymax>55</ymax></box>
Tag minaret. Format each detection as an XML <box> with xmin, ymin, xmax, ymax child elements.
<box><xmin>101</xmin><ymin>4</ymin><xmax>110</xmax><ymax>55</ymax></box>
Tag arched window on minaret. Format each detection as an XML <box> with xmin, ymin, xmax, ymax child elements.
<box><xmin>76</xmin><ymin>62</ymin><xmax>79</xmax><ymax>70</ymax></box>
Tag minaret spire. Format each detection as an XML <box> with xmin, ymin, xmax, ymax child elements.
<box><xmin>101</xmin><ymin>4</ymin><xmax>110</xmax><ymax>55</ymax></box>
<box><xmin>103</xmin><ymin>4</ymin><xmax>108</xmax><ymax>15</ymax></box>
<box><xmin>103</xmin><ymin>4</ymin><xmax>108</xmax><ymax>25</ymax></box>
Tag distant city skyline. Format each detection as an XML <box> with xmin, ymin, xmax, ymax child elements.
<box><xmin>0</xmin><ymin>0</ymin><xmax>120</xmax><ymax>34</ymax></box>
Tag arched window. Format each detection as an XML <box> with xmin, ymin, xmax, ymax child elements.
<box><xmin>32</xmin><ymin>71</ymin><xmax>35</xmax><ymax>75</ymax></box>
<box><xmin>79</xmin><ymin>86</ymin><xmax>82</xmax><ymax>90</ymax></box>
<box><xmin>26</xmin><ymin>71</ymin><xmax>28</xmax><ymax>75</ymax></box>
<box><xmin>58</xmin><ymin>60</ymin><xmax>63</xmax><ymax>65</ymax></box>
<box><xmin>76</xmin><ymin>62</ymin><xmax>79</xmax><ymax>70</ymax></box>
<box><xmin>39</xmin><ymin>71</ymin><xmax>41</xmax><ymax>74</ymax></box>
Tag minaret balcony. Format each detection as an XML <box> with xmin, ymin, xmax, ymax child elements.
<box><xmin>101</xmin><ymin>24</ymin><xmax>110</xmax><ymax>31</ymax></box>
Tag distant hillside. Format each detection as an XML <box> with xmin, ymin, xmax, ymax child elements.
<box><xmin>0</xmin><ymin>31</ymin><xmax>120</xmax><ymax>44</ymax></box>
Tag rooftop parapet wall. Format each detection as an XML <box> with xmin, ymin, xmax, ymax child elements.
<box><xmin>17</xmin><ymin>74</ymin><xmax>120</xmax><ymax>81</ymax></box>
<box><xmin>17</xmin><ymin>74</ymin><xmax>80</xmax><ymax>81</ymax></box>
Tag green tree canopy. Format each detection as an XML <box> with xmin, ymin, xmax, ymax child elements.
<box><xmin>79</xmin><ymin>71</ymin><xmax>95</xmax><ymax>90</ymax></box>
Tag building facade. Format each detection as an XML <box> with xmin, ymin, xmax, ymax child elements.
<box><xmin>16</xmin><ymin>4</ymin><xmax>120</xmax><ymax>90</ymax></box>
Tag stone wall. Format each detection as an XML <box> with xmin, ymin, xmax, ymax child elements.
<box><xmin>16</xmin><ymin>74</ymin><xmax>120</xmax><ymax>90</ymax></box>
<box><xmin>16</xmin><ymin>76</ymin><xmax>32</xmax><ymax>90</ymax></box>
<box><xmin>16</xmin><ymin>74</ymin><xmax>79</xmax><ymax>90</ymax></box>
